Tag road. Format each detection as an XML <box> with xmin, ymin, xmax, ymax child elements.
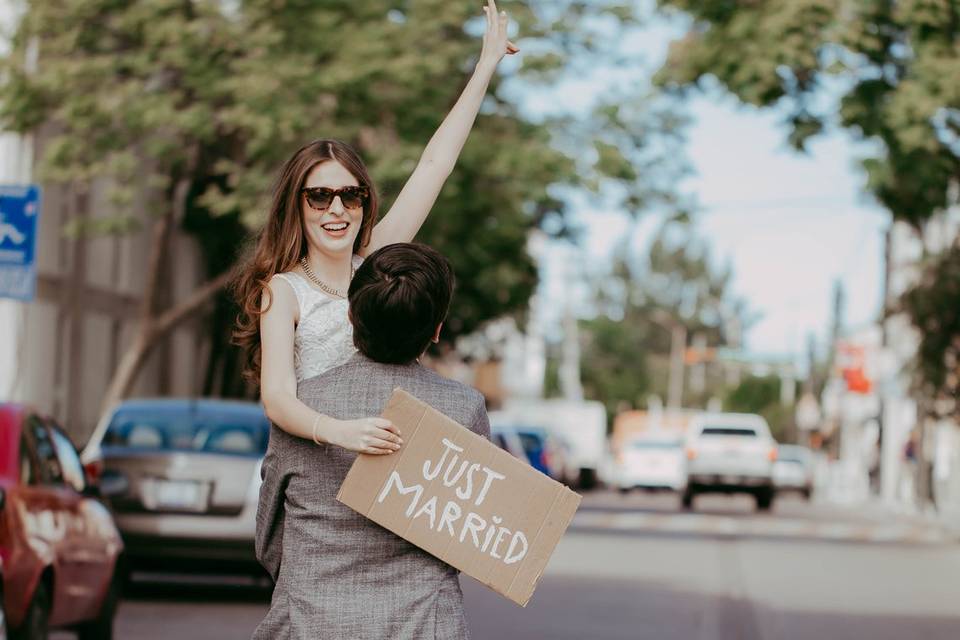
<box><xmin>57</xmin><ymin>491</ymin><xmax>960</xmax><ymax>640</ymax></box>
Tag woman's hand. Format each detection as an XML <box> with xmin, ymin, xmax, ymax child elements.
<box><xmin>331</xmin><ymin>417</ymin><xmax>404</xmax><ymax>455</ymax></box>
<box><xmin>478</xmin><ymin>0</ymin><xmax>519</xmax><ymax>71</ymax></box>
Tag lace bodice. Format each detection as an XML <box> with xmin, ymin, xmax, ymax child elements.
<box><xmin>272</xmin><ymin>255</ymin><xmax>363</xmax><ymax>382</ymax></box>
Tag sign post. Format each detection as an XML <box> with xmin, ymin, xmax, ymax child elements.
<box><xmin>0</xmin><ymin>184</ymin><xmax>41</xmax><ymax>301</ymax></box>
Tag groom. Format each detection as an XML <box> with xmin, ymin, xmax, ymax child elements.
<box><xmin>254</xmin><ymin>243</ymin><xmax>489</xmax><ymax>640</ymax></box>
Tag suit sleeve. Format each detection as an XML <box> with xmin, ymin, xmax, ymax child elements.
<box><xmin>255</xmin><ymin>430</ymin><xmax>289</xmax><ymax>582</ymax></box>
<box><xmin>470</xmin><ymin>393</ymin><xmax>491</xmax><ymax>441</ymax></box>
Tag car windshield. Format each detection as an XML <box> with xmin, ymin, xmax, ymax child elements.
<box><xmin>701</xmin><ymin>427</ymin><xmax>757</xmax><ymax>437</ymax></box>
<box><xmin>104</xmin><ymin>405</ymin><xmax>269</xmax><ymax>456</ymax></box>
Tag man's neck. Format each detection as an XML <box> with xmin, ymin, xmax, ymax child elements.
<box><xmin>350</xmin><ymin>351</ymin><xmax>421</xmax><ymax>368</ymax></box>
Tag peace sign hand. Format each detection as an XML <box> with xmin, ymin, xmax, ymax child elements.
<box><xmin>479</xmin><ymin>0</ymin><xmax>519</xmax><ymax>69</ymax></box>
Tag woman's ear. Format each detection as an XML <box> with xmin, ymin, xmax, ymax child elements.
<box><xmin>431</xmin><ymin>322</ymin><xmax>443</xmax><ymax>344</ymax></box>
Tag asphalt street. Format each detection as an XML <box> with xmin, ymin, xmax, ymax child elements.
<box><xmin>55</xmin><ymin>491</ymin><xmax>960</xmax><ymax>640</ymax></box>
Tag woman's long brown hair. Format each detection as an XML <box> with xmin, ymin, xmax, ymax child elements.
<box><xmin>232</xmin><ymin>139</ymin><xmax>379</xmax><ymax>384</ymax></box>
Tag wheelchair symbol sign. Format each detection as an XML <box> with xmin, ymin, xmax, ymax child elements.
<box><xmin>0</xmin><ymin>184</ymin><xmax>42</xmax><ymax>300</ymax></box>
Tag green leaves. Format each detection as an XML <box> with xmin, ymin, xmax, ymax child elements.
<box><xmin>900</xmin><ymin>243</ymin><xmax>960</xmax><ymax>419</ymax></box>
<box><xmin>658</xmin><ymin>0</ymin><xmax>960</xmax><ymax>228</ymax></box>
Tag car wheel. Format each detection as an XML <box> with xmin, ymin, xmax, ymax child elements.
<box><xmin>755</xmin><ymin>489</ymin><xmax>774</xmax><ymax>511</ymax></box>
<box><xmin>578</xmin><ymin>469</ymin><xmax>597</xmax><ymax>491</ymax></box>
<box><xmin>11</xmin><ymin>580</ymin><xmax>50</xmax><ymax>640</ymax></box>
<box><xmin>76</xmin><ymin>572</ymin><xmax>121</xmax><ymax>640</ymax></box>
<box><xmin>681</xmin><ymin>490</ymin><xmax>695</xmax><ymax>510</ymax></box>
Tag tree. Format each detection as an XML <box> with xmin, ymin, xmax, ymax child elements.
<box><xmin>580</xmin><ymin>214</ymin><xmax>748</xmax><ymax>419</ymax></box>
<box><xmin>654</xmin><ymin>0</ymin><xmax>960</xmax><ymax>412</ymax></box>
<box><xmin>725</xmin><ymin>375</ymin><xmax>796</xmax><ymax>442</ymax></box>
<box><xmin>1</xmin><ymin>0</ymin><xmax>664</xmax><ymax>410</ymax></box>
<box><xmin>901</xmin><ymin>242</ymin><xmax>960</xmax><ymax>421</ymax></box>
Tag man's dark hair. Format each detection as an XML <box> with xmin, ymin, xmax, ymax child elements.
<box><xmin>348</xmin><ymin>243</ymin><xmax>455</xmax><ymax>365</ymax></box>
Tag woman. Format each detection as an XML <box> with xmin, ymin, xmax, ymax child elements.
<box><xmin>234</xmin><ymin>0</ymin><xmax>517</xmax><ymax>451</ymax></box>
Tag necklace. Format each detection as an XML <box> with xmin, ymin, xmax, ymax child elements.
<box><xmin>299</xmin><ymin>256</ymin><xmax>353</xmax><ymax>299</ymax></box>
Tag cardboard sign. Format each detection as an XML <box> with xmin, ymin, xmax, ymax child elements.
<box><xmin>337</xmin><ymin>389</ymin><xmax>581</xmax><ymax>607</ymax></box>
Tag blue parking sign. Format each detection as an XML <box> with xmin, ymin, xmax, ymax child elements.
<box><xmin>0</xmin><ymin>184</ymin><xmax>41</xmax><ymax>301</ymax></box>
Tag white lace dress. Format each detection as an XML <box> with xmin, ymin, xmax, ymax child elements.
<box><xmin>272</xmin><ymin>255</ymin><xmax>364</xmax><ymax>382</ymax></box>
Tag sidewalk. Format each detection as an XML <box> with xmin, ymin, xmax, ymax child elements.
<box><xmin>818</xmin><ymin>474</ymin><xmax>960</xmax><ymax>542</ymax></box>
<box><xmin>857</xmin><ymin>497</ymin><xmax>960</xmax><ymax>542</ymax></box>
<box><xmin>818</xmin><ymin>461</ymin><xmax>960</xmax><ymax>542</ymax></box>
<box><xmin>573</xmin><ymin>504</ymin><xmax>954</xmax><ymax>545</ymax></box>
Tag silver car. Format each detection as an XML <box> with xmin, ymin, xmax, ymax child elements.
<box><xmin>82</xmin><ymin>399</ymin><xmax>269</xmax><ymax>577</ymax></box>
<box><xmin>614</xmin><ymin>434</ymin><xmax>687</xmax><ymax>493</ymax></box>
<box><xmin>683</xmin><ymin>413</ymin><xmax>778</xmax><ymax>511</ymax></box>
<box><xmin>773</xmin><ymin>444</ymin><xmax>815</xmax><ymax>500</ymax></box>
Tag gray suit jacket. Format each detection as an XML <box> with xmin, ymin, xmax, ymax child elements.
<box><xmin>253</xmin><ymin>353</ymin><xmax>489</xmax><ymax>640</ymax></box>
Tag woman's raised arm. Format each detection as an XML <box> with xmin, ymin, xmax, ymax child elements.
<box><xmin>362</xmin><ymin>0</ymin><xmax>518</xmax><ymax>255</ymax></box>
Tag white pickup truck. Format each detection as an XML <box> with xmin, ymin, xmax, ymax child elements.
<box><xmin>683</xmin><ymin>412</ymin><xmax>778</xmax><ymax>511</ymax></box>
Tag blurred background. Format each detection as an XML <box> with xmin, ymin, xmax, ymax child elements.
<box><xmin>0</xmin><ymin>1</ymin><xmax>958</xmax><ymax>639</ymax></box>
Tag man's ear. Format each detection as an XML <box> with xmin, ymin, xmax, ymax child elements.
<box><xmin>431</xmin><ymin>322</ymin><xmax>443</xmax><ymax>344</ymax></box>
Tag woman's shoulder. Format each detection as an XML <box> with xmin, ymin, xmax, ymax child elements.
<box><xmin>267</xmin><ymin>272</ymin><xmax>307</xmax><ymax>313</ymax></box>
<box><xmin>271</xmin><ymin>270</ymin><xmax>297</xmax><ymax>282</ymax></box>
<box><xmin>270</xmin><ymin>271</ymin><xmax>307</xmax><ymax>294</ymax></box>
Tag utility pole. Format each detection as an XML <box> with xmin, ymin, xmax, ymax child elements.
<box><xmin>805</xmin><ymin>332</ymin><xmax>818</xmax><ymax>394</ymax></box>
<box><xmin>668</xmin><ymin>324</ymin><xmax>687</xmax><ymax>411</ymax></box>
<box><xmin>689</xmin><ymin>332</ymin><xmax>707</xmax><ymax>395</ymax></box>
<box><xmin>559</xmin><ymin>243</ymin><xmax>583</xmax><ymax>402</ymax></box>
<box><xmin>0</xmin><ymin>5</ymin><xmax>35</xmax><ymax>404</ymax></box>
<box><xmin>648</xmin><ymin>310</ymin><xmax>686</xmax><ymax>412</ymax></box>
<box><xmin>559</xmin><ymin>307</ymin><xmax>583</xmax><ymax>401</ymax></box>
<box><xmin>877</xmin><ymin>224</ymin><xmax>893</xmax><ymax>497</ymax></box>
<box><xmin>827</xmin><ymin>280</ymin><xmax>845</xmax><ymax>373</ymax></box>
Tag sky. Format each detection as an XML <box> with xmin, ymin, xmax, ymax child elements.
<box><xmin>680</xmin><ymin>96</ymin><xmax>886</xmax><ymax>357</ymax></box>
<box><xmin>515</xmin><ymin>6</ymin><xmax>888</xmax><ymax>363</ymax></box>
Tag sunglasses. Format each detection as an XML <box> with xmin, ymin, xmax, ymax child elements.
<box><xmin>301</xmin><ymin>186</ymin><xmax>369</xmax><ymax>211</ymax></box>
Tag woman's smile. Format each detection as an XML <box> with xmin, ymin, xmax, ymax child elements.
<box><xmin>320</xmin><ymin>220</ymin><xmax>350</xmax><ymax>237</ymax></box>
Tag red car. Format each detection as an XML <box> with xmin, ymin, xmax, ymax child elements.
<box><xmin>0</xmin><ymin>404</ymin><xmax>123</xmax><ymax>639</ymax></box>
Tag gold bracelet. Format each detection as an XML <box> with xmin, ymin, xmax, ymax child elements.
<box><xmin>311</xmin><ymin>414</ymin><xmax>323</xmax><ymax>445</ymax></box>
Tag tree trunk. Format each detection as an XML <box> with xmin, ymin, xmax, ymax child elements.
<box><xmin>98</xmin><ymin>170</ymin><xmax>232</xmax><ymax>419</ymax></box>
<box><xmin>98</xmin><ymin>268</ymin><xmax>233</xmax><ymax>417</ymax></box>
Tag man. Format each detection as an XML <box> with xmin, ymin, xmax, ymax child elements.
<box><xmin>254</xmin><ymin>243</ymin><xmax>489</xmax><ymax>639</ymax></box>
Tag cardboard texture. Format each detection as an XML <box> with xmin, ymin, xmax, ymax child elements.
<box><xmin>337</xmin><ymin>388</ymin><xmax>582</xmax><ymax>607</ymax></box>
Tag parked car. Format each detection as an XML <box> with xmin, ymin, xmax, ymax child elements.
<box><xmin>511</xmin><ymin>426</ymin><xmax>566</xmax><ymax>482</ymax></box>
<box><xmin>773</xmin><ymin>445</ymin><xmax>815</xmax><ymax>499</ymax></box>
<box><xmin>491</xmin><ymin>421</ymin><xmax>577</xmax><ymax>484</ymax></box>
<box><xmin>82</xmin><ymin>399</ymin><xmax>269</xmax><ymax>577</ymax></box>
<box><xmin>1</xmin><ymin>403</ymin><xmax>124</xmax><ymax>640</ymax></box>
<box><xmin>614</xmin><ymin>433</ymin><xmax>687</xmax><ymax>493</ymax></box>
<box><xmin>1</xmin><ymin>559</ymin><xmax>7</xmax><ymax>640</ymax></box>
<box><xmin>490</xmin><ymin>424</ymin><xmax>527</xmax><ymax>462</ymax></box>
<box><xmin>683</xmin><ymin>413</ymin><xmax>778</xmax><ymax>511</ymax></box>
<box><xmin>546</xmin><ymin>433</ymin><xmax>580</xmax><ymax>486</ymax></box>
